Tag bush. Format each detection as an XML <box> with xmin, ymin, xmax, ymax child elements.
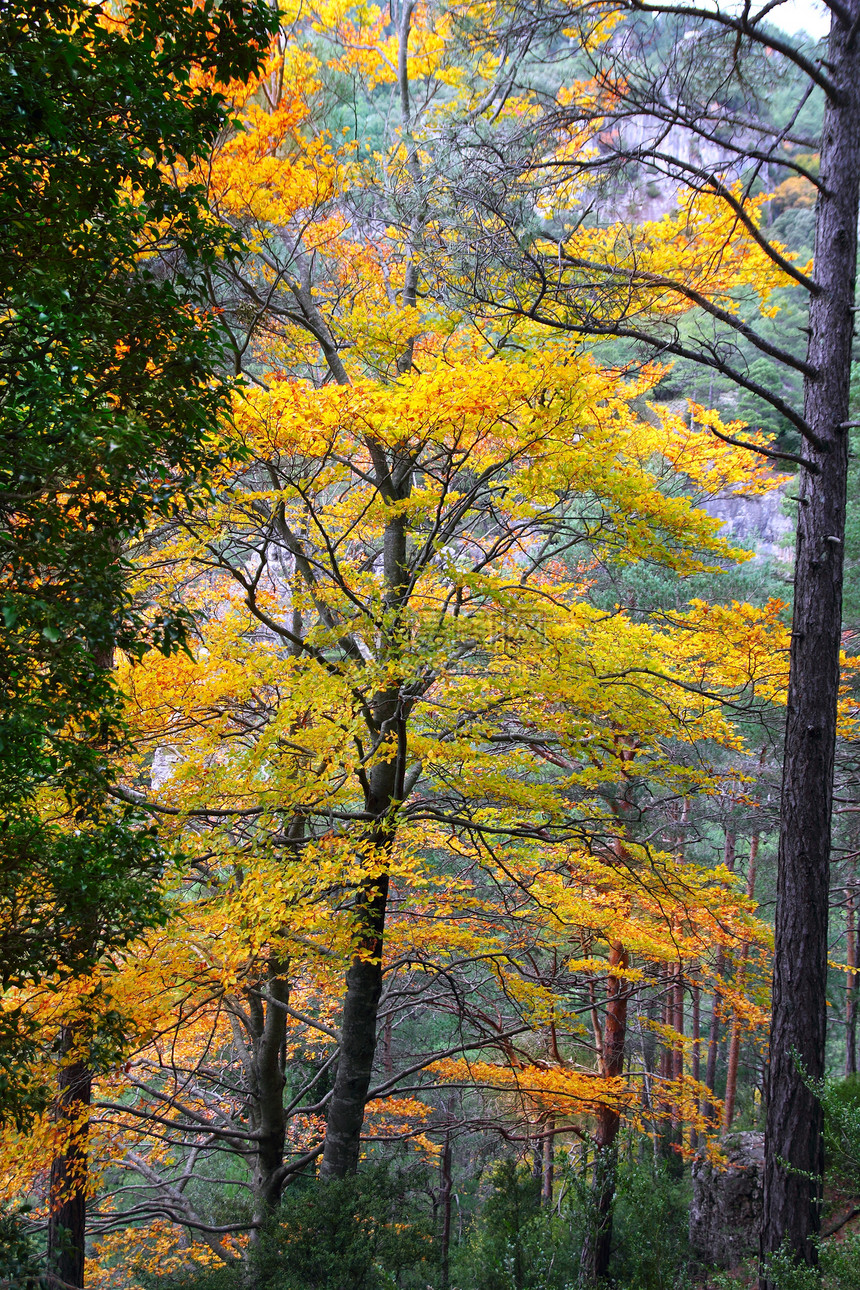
<box><xmin>608</xmin><ymin>1157</ymin><xmax>692</xmax><ymax>1290</ymax></box>
<box><xmin>142</xmin><ymin>1166</ymin><xmax>433</xmax><ymax>1290</ymax></box>
<box><xmin>452</xmin><ymin>1157</ymin><xmax>582</xmax><ymax>1290</ymax></box>
<box><xmin>0</xmin><ymin>1205</ymin><xmax>44</xmax><ymax>1289</ymax></box>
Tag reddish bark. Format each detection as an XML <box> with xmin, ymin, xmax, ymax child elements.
<box><xmin>580</xmin><ymin>943</ymin><xmax>630</xmax><ymax>1285</ymax></box>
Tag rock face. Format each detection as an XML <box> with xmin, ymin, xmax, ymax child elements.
<box><xmin>689</xmin><ymin>1132</ymin><xmax>765</xmax><ymax>1268</ymax></box>
<box><xmin>701</xmin><ymin>490</ymin><xmax>794</xmax><ymax>563</ymax></box>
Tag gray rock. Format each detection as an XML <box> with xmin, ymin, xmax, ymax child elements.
<box><xmin>689</xmin><ymin>1131</ymin><xmax>765</xmax><ymax>1268</ymax></box>
<box><xmin>701</xmin><ymin>490</ymin><xmax>794</xmax><ymax>562</ymax></box>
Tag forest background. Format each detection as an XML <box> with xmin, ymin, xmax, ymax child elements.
<box><xmin>1</xmin><ymin>1</ymin><xmax>860</xmax><ymax>1289</ymax></box>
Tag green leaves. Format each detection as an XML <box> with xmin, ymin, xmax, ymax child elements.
<box><xmin>0</xmin><ymin>0</ymin><xmax>277</xmax><ymax>1126</ymax></box>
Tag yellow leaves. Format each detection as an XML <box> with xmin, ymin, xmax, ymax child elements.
<box><xmin>431</xmin><ymin>1057</ymin><xmax>631</xmax><ymax>1117</ymax></box>
<box><xmin>312</xmin><ymin>0</ymin><xmax>462</xmax><ymax>93</ymax></box>
<box><xmin>545</xmin><ymin>187</ymin><xmax>802</xmax><ymax>325</ymax></box>
<box><xmin>650</xmin><ymin>402</ymin><xmax>789</xmax><ymax>498</ymax></box>
<box><xmin>659</xmin><ymin>598</ymin><xmax>790</xmax><ymax>707</ymax></box>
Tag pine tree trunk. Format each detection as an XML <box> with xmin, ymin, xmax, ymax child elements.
<box><xmin>580</xmin><ymin>943</ymin><xmax>629</xmax><ymax>1285</ymax></box>
<box><xmin>47</xmin><ymin>1030</ymin><xmax>92</xmax><ymax>1290</ymax></box>
<box><xmin>761</xmin><ymin>12</ymin><xmax>860</xmax><ymax>1278</ymax></box>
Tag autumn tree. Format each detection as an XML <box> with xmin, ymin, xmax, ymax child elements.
<box><xmin>21</xmin><ymin>352</ymin><xmax>782</xmax><ymax>1281</ymax></box>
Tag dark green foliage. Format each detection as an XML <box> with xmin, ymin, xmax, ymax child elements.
<box><xmin>759</xmin><ymin>1236</ymin><xmax>860</xmax><ymax>1290</ymax></box>
<box><xmin>140</xmin><ymin>1168</ymin><xmax>433</xmax><ymax>1290</ymax></box>
<box><xmin>453</xmin><ymin>1158</ymin><xmax>581</xmax><ymax>1290</ymax></box>
<box><xmin>0</xmin><ymin>0</ymin><xmax>277</xmax><ymax>808</ymax></box>
<box><xmin>608</xmin><ymin>1159</ymin><xmax>691</xmax><ymax>1290</ymax></box>
<box><xmin>0</xmin><ymin>0</ymin><xmax>277</xmax><ymax>1126</ymax></box>
<box><xmin>0</xmin><ymin>1204</ymin><xmax>45</xmax><ymax>1289</ymax></box>
<box><xmin>821</xmin><ymin>1074</ymin><xmax>860</xmax><ymax>1210</ymax></box>
<box><xmin>452</xmin><ymin>1153</ymin><xmax>691</xmax><ymax>1290</ymax></box>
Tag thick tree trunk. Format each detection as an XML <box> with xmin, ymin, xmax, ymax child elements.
<box><xmin>47</xmin><ymin>1030</ymin><xmax>92</xmax><ymax>1290</ymax></box>
<box><xmin>580</xmin><ymin>943</ymin><xmax>629</xmax><ymax>1286</ymax></box>
<box><xmin>319</xmin><ymin>868</ymin><xmax>389</xmax><ymax>1178</ymax></box>
<box><xmin>761</xmin><ymin>14</ymin><xmax>860</xmax><ymax>1279</ymax></box>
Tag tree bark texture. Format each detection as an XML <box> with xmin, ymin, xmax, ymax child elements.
<box><xmin>319</xmin><ymin>865</ymin><xmax>390</xmax><ymax>1178</ymax></box>
<box><xmin>239</xmin><ymin>957</ymin><xmax>289</xmax><ymax>1219</ymax></box>
<box><xmin>580</xmin><ymin>943</ymin><xmax>629</xmax><ymax>1286</ymax></box>
<box><xmin>47</xmin><ymin>1031</ymin><xmax>92</xmax><ymax>1290</ymax></box>
<box><xmin>761</xmin><ymin>12</ymin><xmax>860</xmax><ymax>1278</ymax></box>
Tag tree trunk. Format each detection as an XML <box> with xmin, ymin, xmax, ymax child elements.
<box><xmin>703</xmin><ymin>832</ymin><xmax>736</xmax><ymax>1126</ymax></box>
<box><xmin>320</xmin><ymin>867</ymin><xmax>390</xmax><ymax>1178</ymax></box>
<box><xmin>47</xmin><ymin>1030</ymin><xmax>92</xmax><ymax>1290</ymax></box>
<box><xmin>691</xmin><ymin>980</ymin><xmax>701</xmax><ymax>1151</ymax></box>
<box><xmin>321</xmin><ymin>502</ymin><xmax>409</xmax><ymax>1177</ymax></box>
<box><xmin>580</xmin><ymin>943</ymin><xmax>629</xmax><ymax>1286</ymax></box>
<box><xmin>243</xmin><ymin>958</ymin><xmax>289</xmax><ymax>1220</ymax></box>
<box><xmin>672</xmin><ymin>959</ymin><xmax>684</xmax><ymax>1118</ymax></box>
<box><xmin>440</xmin><ymin>1124</ymin><xmax>453</xmax><ymax>1290</ymax></box>
<box><xmin>724</xmin><ymin>836</ymin><xmax>759</xmax><ymax>1135</ymax></box>
<box><xmin>761</xmin><ymin>12</ymin><xmax>860</xmax><ymax>1278</ymax></box>
<box><xmin>46</xmin><ymin>616</ymin><xmax>114</xmax><ymax>1290</ymax></box>
<box><xmin>846</xmin><ymin>887</ymin><xmax>857</xmax><ymax>1077</ymax></box>
<box><xmin>542</xmin><ymin>1116</ymin><xmax>554</xmax><ymax>1206</ymax></box>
